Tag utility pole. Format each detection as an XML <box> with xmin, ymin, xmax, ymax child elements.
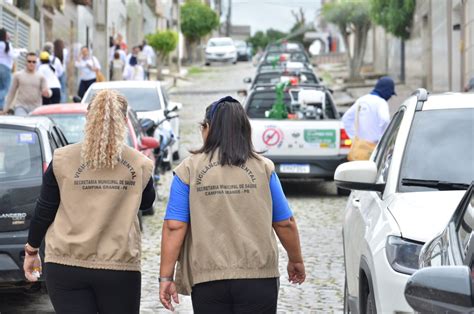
<box><xmin>93</xmin><ymin>0</ymin><xmax>109</xmax><ymax>79</ymax></box>
<box><xmin>175</xmin><ymin>0</ymin><xmax>181</xmax><ymax>75</ymax></box>
<box><xmin>226</xmin><ymin>0</ymin><xmax>231</xmax><ymax>37</ymax></box>
<box><xmin>215</xmin><ymin>0</ymin><xmax>222</xmax><ymax>35</ymax></box>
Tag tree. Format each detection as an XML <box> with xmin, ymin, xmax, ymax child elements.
<box><xmin>181</xmin><ymin>0</ymin><xmax>219</xmax><ymax>63</ymax></box>
<box><xmin>370</xmin><ymin>0</ymin><xmax>416</xmax><ymax>82</ymax></box>
<box><xmin>322</xmin><ymin>1</ymin><xmax>371</xmax><ymax>81</ymax></box>
<box><xmin>247</xmin><ymin>29</ymin><xmax>287</xmax><ymax>52</ymax></box>
<box><xmin>147</xmin><ymin>30</ymin><xmax>178</xmax><ymax>80</ymax></box>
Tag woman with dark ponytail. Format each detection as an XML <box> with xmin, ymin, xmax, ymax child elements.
<box><xmin>0</xmin><ymin>28</ymin><xmax>18</xmax><ymax>110</ymax></box>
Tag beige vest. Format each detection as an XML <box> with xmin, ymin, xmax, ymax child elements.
<box><xmin>45</xmin><ymin>143</ymin><xmax>154</xmax><ymax>271</ymax></box>
<box><xmin>173</xmin><ymin>152</ymin><xmax>280</xmax><ymax>295</ymax></box>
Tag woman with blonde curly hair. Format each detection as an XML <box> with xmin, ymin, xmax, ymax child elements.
<box><xmin>23</xmin><ymin>89</ymin><xmax>155</xmax><ymax>314</ymax></box>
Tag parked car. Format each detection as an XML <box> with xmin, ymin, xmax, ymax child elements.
<box><xmin>244</xmin><ymin>83</ymin><xmax>350</xmax><ymax>194</ymax></box>
<box><xmin>30</xmin><ymin>103</ymin><xmax>159</xmax><ymax>215</ymax></box>
<box><xmin>334</xmin><ymin>90</ymin><xmax>474</xmax><ymax>313</ymax></box>
<box><xmin>234</xmin><ymin>40</ymin><xmax>252</xmax><ymax>61</ymax></box>
<box><xmin>0</xmin><ymin>116</ymin><xmax>68</xmax><ymax>289</ymax></box>
<box><xmin>404</xmin><ymin>183</ymin><xmax>474</xmax><ymax>312</ymax></box>
<box><xmin>243</xmin><ymin>69</ymin><xmax>320</xmax><ymax>90</ymax></box>
<box><xmin>82</xmin><ymin>81</ymin><xmax>181</xmax><ymax>167</ymax></box>
<box><xmin>205</xmin><ymin>37</ymin><xmax>237</xmax><ymax>65</ymax></box>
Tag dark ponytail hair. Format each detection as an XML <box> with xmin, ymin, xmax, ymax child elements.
<box><xmin>53</xmin><ymin>39</ymin><xmax>64</xmax><ymax>63</ymax></box>
<box><xmin>0</xmin><ymin>28</ymin><xmax>10</xmax><ymax>54</ymax></box>
<box><xmin>192</xmin><ymin>97</ymin><xmax>259</xmax><ymax>166</ymax></box>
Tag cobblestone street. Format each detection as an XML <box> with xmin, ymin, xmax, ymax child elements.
<box><xmin>0</xmin><ymin>62</ymin><xmax>347</xmax><ymax>313</ymax></box>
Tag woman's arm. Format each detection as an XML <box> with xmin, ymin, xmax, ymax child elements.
<box><xmin>160</xmin><ymin>220</ymin><xmax>188</xmax><ymax>278</ymax></box>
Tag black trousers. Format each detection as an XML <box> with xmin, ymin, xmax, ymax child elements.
<box><xmin>45</xmin><ymin>263</ymin><xmax>141</xmax><ymax>314</ymax></box>
<box><xmin>191</xmin><ymin>278</ymin><xmax>279</xmax><ymax>314</ymax></box>
<box><xmin>77</xmin><ymin>78</ymin><xmax>96</xmax><ymax>99</ymax></box>
<box><xmin>42</xmin><ymin>88</ymin><xmax>61</xmax><ymax>105</ymax></box>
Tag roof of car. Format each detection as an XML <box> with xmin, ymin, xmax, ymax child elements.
<box><xmin>406</xmin><ymin>92</ymin><xmax>474</xmax><ymax>111</ymax></box>
<box><xmin>31</xmin><ymin>103</ymin><xmax>88</xmax><ymax>115</ymax></box>
<box><xmin>0</xmin><ymin>115</ymin><xmax>55</xmax><ymax>129</ymax></box>
<box><xmin>89</xmin><ymin>81</ymin><xmax>162</xmax><ymax>89</ymax></box>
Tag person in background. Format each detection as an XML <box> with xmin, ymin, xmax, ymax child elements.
<box><xmin>3</xmin><ymin>52</ymin><xmax>50</xmax><ymax>115</ymax></box>
<box><xmin>42</xmin><ymin>42</ymin><xmax>64</xmax><ymax>81</ymax></box>
<box><xmin>126</xmin><ymin>46</ymin><xmax>140</xmax><ymax>64</ymax></box>
<box><xmin>23</xmin><ymin>90</ymin><xmax>155</xmax><ymax>314</ymax></box>
<box><xmin>141</xmin><ymin>40</ymin><xmax>155</xmax><ymax>80</ymax></box>
<box><xmin>75</xmin><ymin>46</ymin><xmax>100</xmax><ymax>99</ymax></box>
<box><xmin>0</xmin><ymin>28</ymin><xmax>19</xmax><ymax>110</ymax></box>
<box><xmin>123</xmin><ymin>56</ymin><xmax>144</xmax><ymax>81</ymax></box>
<box><xmin>111</xmin><ymin>51</ymin><xmax>125</xmax><ymax>81</ymax></box>
<box><xmin>54</xmin><ymin>39</ymin><xmax>68</xmax><ymax>102</ymax></box>
<box><xmin>38</xmin><ymin>51</ymin><xmax>61</xmax><ymax>105</ymax></box>
<box><xmin>159</xmin><ymin>97</ymin><xmax>305</xmax><ymax>313</ymax></box>
<box><xmin>342</xmin><ymin>76</ymin><xmax>395</xmax><ymax>144</ymax></box>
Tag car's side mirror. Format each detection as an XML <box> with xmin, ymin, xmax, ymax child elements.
<box><xmin>237</xmin><ymin>89</ymin><xmax>248</xmax><ymax>97</ymax></box>
<box><xmin>140</xmin><ymin>137</ymin><xmax>160</xmax><ymax>150</ymax></box>
<box><xmin>73</xmin><ymin>96</ymin><xmax>82</xmax><ymax>103</ymax></box>
<box><xmin>334</xmin><ymin>161</ymin><xmax>385</xmax><ymax>192</ymax></box>
<box><xmin>405</xmin><ymin>266</ymin><xmax>474</xmax><ymax>312</ymax></box>
<box><xmin>243</xmin><ymin>77</ymin><xmax>252</xmax><ymax>84</ymax></box>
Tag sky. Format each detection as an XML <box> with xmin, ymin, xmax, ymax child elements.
<box><xmin>227</xmin><ymin>0</ymin><xmax>323</xmax><ymax>35</ymax></box>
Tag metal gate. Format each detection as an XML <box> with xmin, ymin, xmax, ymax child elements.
<box><xmin>0</xmin><ymin>4</ymin><xmax>37</xmax><ymax>71</ymax></box>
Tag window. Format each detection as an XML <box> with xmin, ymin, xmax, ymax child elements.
<box><xmin>372</xmin><ymin>110</ymin><xmax>405</xmax><ymax>184</ymax></box>
<box><xmin>0</xmin><ymin>128</ymin><xmax>42</xmax><ymax>181</ymax></box>
<box><xmin>85</xmin><ymin>88</ymin><xmax>162</xmax><ymax>112</ymax></box>
<box><xmin>398</xmin><ymin>108</ymin><xmax>474</xmax><ymax>192</ymax></box>
<box><xmin>457</xmin><ymin>192</ymin><xmax>474</xmax><ymax>258</ymax></box>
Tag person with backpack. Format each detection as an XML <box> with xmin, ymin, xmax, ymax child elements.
<box><xmin>37</xmin><ymin>51</ymin><xmax>61</xmax><ymax>104</ymax></box>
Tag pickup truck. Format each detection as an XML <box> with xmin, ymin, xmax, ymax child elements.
<box><xmin>244</xmin><ymin>84</ymin><xmax>351</xmax><ymax>195</ymax></box>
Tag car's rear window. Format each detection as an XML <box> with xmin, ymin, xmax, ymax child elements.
<box><xmin>0</xmin><ymin>128</ymin><xmax>42</xmax><ymax>180</ymax></box>
<box><xmin>255</xmin><ymin>73</ymin><xmax>318</xmax><ymax>85</ymax></box>
<box><xmin>264</xmin><ymin>52</ymin><xmax>308</xmax><ymax>63</ymax></box>
<box><xmin>45</xmin><ymin>114</ymin><xmax>86</xmax><ymax>144</ymax></box>
<box><xmin>85</xmin><ymin>88</ymin><xmax>161</xmax><ymax>112</ymax></box>
<box><xmin>246</xmin><ymin>90</ymin><xmax>337</xmax><ymax>120</ymax></box>
<box><xmin>399</xmin><ymin>108</ymin><xmax>474</xmax><ymax>192</ymax></box>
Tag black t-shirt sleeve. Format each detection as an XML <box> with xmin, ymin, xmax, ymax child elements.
<box><xmin>27</xmin><ymin>161</ymin><xmax>60</xmax><ymax>248</ymax></box>
<box><xmin>139</xmin><ymin>177</ymin><xmax>156</xmax><ymax>210</ymax></box>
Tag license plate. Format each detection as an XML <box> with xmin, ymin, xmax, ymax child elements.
<box><xmin>280</xmin><ymin>164</ymin><xmax>310</xmax><ymax>174</ymax></box>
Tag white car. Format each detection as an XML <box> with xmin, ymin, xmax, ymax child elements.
<box><xmin>244</xmin><ymin>84</ymin><xmax>350</xmax><ymax>194</ymax></box>
<box><xmin>82</xmin><ymin>81</ymin><xmax>182</xmax><ymax>162</ymax></box>
<box><xmin>205</xmin><ymin>37</ymin><xmax>237</xmax><ymax>65</ymax></box>
<box><xmin>335</xmin><ymin>90</ymin><xmax>474</xmax><ymax>313</ymax></box>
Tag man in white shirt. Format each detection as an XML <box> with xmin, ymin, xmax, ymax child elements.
<box><xmin>142</xmin><ymin>40</ymin><xmax>155</xmax><ymax>79</ymax></box>
<box><xmin>342</xmin><ymin>76</ymin><xmax>396</xmax><ymax>144</ymax></box>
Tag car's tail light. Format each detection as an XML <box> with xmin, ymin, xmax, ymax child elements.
<box><xmin>340</xmin><ymin>129</ymin><xmax>352</xmax><ymax>148</ymax></box>
<box><xmin>43</xmin><ymin>162</ymin><xmax>49</xmax><ymax>173</ymax></box>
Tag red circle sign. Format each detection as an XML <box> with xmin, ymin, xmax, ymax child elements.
<box><xmin>262</xmin><ymin>128</ymin><xmax>282</xmax><ymax>146</ymax></box>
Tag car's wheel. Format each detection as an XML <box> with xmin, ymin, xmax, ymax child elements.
<box><xmin>172</xmin><ymin>150</ymin><xmax>180</xmax><ymax>161</ymax></box>
<box><xmin>337</xmin><ymin>187</ymin><xmax>351</xmax><ymax>196</ymax></box>
<box><xmin>232</xmin><ymin>60</ymin><xmax>237</xmax><ymax>65</ymax></box>
<box><xmin>344</xmin><ymin>277</ymin><xmax>350</xmax><ymax>313</ymax></box>
<box><xmin>366</xmin><ymin>290</ymin><xmax>376</xmax><ymax>314</ymax></box>
<box><xmin>205</xmin><ymin>62</ymin><xmax>211</xmax><ymax>66</ymax></box>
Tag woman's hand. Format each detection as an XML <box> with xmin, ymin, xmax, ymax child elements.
<box><xmin>159</xmin><ymin>281</ymin><xmax>179</xmax><ymax>311</ymax></box>
<box><xmin>287</xmin><ymin>261</ymin><xmax>306</xmax><ymax>285</ymax></box>
<box><xmin>23</xmin><ymin>253</ymin><xmax>42</xmax><ymax>282</ymax></box>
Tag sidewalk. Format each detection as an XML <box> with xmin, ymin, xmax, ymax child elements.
<box><xmin>318</xmin><ymin>63</ymin><xmax>421</xmax><ymax>115</ymax></box>
<box><xmin>148</xmin><ymin>67</ymin><xmax>190</xmax><ymax>91</ymax></box>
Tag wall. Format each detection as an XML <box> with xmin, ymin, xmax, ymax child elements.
<box><xmin>108</xmin><ymin>0</ymin><xmax>127</xmax><ymax>41</ymax></box>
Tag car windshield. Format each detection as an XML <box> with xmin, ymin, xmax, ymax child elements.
<box><xmin>208</xmin><ymin>39</ymin><xmax>233</xmax><ymax>47</ymax></box>
<box><xmin>0</xmin><ymin>128</ymin><xmax>42</xmax><ymax>181</ymax></box>
<box><xmin>85</xmin><ymin>87</ymin><xmax>161</xmax><ymax>112</ymax></box>
<box><xmin>399</xmin><ymin>108</ymin><xmax>474</xmax><ymax>192</ymax></box>
<box><xmin>264</xmin><ymin>52</ymin><xmax>308</xmax><ymax>63</ymax></box>
<box><xmin>45</xmin><ymin>114</ymin><xmax>86</xmax><ymax>143</ymax></box>
<box><xmin>254</xmin><ymin>73</ymin><xmax>318</xmax><ymax>85</ymax></box>
<box><xmin>246</xmin><ymin>90</ymin><xmax>337</xmax><ymax>120</ymax></box>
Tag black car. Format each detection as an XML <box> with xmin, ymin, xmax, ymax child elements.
<box><xmin>243</xmin><ymin>70</ymin><xmax>320</xmax><ymax>90</ymax></box>
<box><xmin>405</xmin><ymin>182</ymin><xmax>474</xmax><ymax>312</ymax></box>
<box><xmin>0</xmin><ymin>116</ymin><xmax>68</xmax><ymax>289</ymax></box>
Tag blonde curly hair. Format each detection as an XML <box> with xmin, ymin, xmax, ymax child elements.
<box><xmin>81</xmin><ymin>89</ymin><xmax>128</xmax><ymax>169</ymax></box>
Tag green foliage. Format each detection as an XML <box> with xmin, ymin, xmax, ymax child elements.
<box><xmin>146</xmin><ymin>30</ymin><xmax>178</xmax><ymax>59</ymax></box>
<box><xmin>181</xmin><ymin>0</ymin><xmax>219</xmax><ymax>42</ymax></box>
<box><xmin>323</xmin><ymin>1</ymin><xmax>371</xmax><ymax>34</ymax></box>
<box><xmin>370</xmin><ymin>0</ymin><xmax>416</xmax><ymax>39</ymax></box>
<box><xmin>247</xmin><ymin>29</ymin><xmax>287</xmax><ymax>51</ymax></box>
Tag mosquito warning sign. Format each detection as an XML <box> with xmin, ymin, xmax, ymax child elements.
<box><xmin>262</xmin><ymin>127</ymin><xmax>284</xmax><ymax>147</ymax></box>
